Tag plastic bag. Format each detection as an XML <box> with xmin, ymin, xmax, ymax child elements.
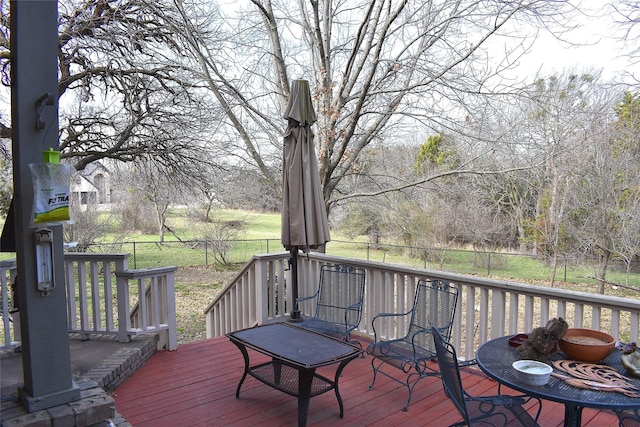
<box><xmin>29</xmin><ymin>162</ymin><xmax>75</xmax><ymax>226</ymax></box>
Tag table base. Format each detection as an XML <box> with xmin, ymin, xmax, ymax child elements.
<box><xmin>228</xmin><ymin>323</ymin><xmax>361</xmax><ymax>427</ymax></box>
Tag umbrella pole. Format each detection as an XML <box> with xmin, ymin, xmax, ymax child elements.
<box><xmin>289</xmin><ymin>248</ymin><xmax>302</xmax><ymax>322</ymax></box>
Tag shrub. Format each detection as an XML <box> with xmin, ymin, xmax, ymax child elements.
<box><xmin>63</xmin><ymin>203</ymin><xmax>111</xmax><ymax>251</ymax></box>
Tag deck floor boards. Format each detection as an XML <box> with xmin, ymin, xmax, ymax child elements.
<box><xmin>112</xmin><ymin>335</ymin><xmax>621</xmax><ymax>426</ymax></box>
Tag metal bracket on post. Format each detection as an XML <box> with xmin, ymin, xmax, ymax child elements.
<box><xmin>35</xmin><ymin>93</ymin><xmax>54</xmax><ymax>130</ymax></box>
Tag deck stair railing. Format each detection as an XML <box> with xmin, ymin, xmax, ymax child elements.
<box><xmin>204</xmin><ymin>253</ymin><xmax>290</xmax><ymax>337</ymax></box>
<box><xmin>205</xmin><ymin>252</ymin><xmax>640</xmax><ymax>361</ymax></box>
<box><xmin>0</xmin><ymin>253</ymin><xmax>177</xmax><ymax>351</ymax></box>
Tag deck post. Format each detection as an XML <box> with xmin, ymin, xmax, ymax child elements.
<box><xmin>10</xmin><ymin>1</ymin><xmax>80</xmax><ymax>411</ymax></box>
<box><xmin>116</xmin><ymin>272</ymin><xmax>132</xmax><ymax>343</ymax></box>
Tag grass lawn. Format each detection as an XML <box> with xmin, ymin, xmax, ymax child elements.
<box><xmin>90</xmin><ymin>207</ymin><xmax>639</xmax><ymax>292</ymax></box>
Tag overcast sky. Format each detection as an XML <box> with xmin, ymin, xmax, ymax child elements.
<box><xmin>511</xmin><ymin>0</ymin><xmax>635</xmax><ymax>81</ymax></box>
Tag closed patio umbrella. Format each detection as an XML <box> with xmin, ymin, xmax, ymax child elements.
<box><xmin>281</xmin><ymin>79</ymin><xmax>331</xmax><ymax>321</ymax></box>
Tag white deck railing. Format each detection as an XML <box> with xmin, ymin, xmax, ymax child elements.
<box><xmin>204</xmin><ymin>252</ymin><xmax>640</xmax><ymax>362</ymax></box>
<box><xmin>1</xmin><ymin>259</ymin><xmax>18</xmax><ymax>350</ymax></box>
<box><xmin>65</xmin><ymin>253</ymin><xmax>177</xmax><ymax>350</ymax></box>
<box><xmin>115</xmin><ymin>266</ymin><xmax>178</xmax><ymax>351</ymax></box>
<box><xmin>64</xmin><ymin>253</ymin><xmax>129</xmax><ymax>341</ymax></box>
<box><xmin>0</xmin><ymin>254</ymin><xmax>177</xmax><ymax>351</ymax></box>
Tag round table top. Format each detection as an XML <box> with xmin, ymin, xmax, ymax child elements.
<box><xmin>476</xmin><ymin>335</ymin><xmax>640</xmax><ymax>411</ymax></box>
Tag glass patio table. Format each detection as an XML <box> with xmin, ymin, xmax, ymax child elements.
<box><xmin>227</xmin><ymin>322</ymin><xmax>363</xmax><ymax>427</ymax></box>
<box><xmin>476</xmin><ymin>335</ymin><xmax>640</xmax><ymax>427</ymax></box>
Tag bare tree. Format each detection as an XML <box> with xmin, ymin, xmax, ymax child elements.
<box><xmin>0</xmin><ymin>0</ymin><xmax>580</xmax><ymax>218</ymax></box>
<box><xmin>516</xmin><ymin>72</ymin><xmax>617</xmax><ymax>285</ymax></box>
<box><xmin>63</xmin><ymin>201</ymin><xmax>112</xmax><ymax>252</ymax></box>
<box><xmin>612</xmin><ymin>0</ymin><xmax>640</xmax><ymax>69</ymax></box>
<box><xmin>0</xmin><ymin>142</ymin><xmax>11</xmax><ymax>217</ymax></box>
<box><xmin>553</xmin><ymin>90</ymin><xmax>639</xmax><ymax>293</ymax></box>
<box><xmin>566</xmin><ymin>128</ymin><xmax>625</xmax><ymax>293</ymax></box>
<box><xmin>0</xmin><ymin>0</ymin><xmax>223</xmax><ymax>182</ymax></box>
<box><xmin>159</xmin><ymin>0</ymin><xmax>578</xmax><ymax>214</ymax></box>
<box><xmin>617</xmin><ymin>189</ymin><xmax>640</xmax><ymax>284</ymax></box>
<box><xmin>198</xmin><ymin>219</ymin><xmax>245</xmax><ymax>266</ymax></box>
<box><xmin>126</xmin><ymin>159</ymin><xmax>186</xmax><ymax>242</ymax></box>
<box><xmin>607</xmin><ymin>91</ymin><xmax>640</xmax><ymax>285</ymax></box>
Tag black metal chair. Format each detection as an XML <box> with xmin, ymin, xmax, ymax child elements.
<box><xmin>615</xmin><ymin>408</ymin><xmax>640</xmax><ymax>427</ymax></box>
<box><xmin>432</xmin><ymin>326</ymin><xmax>542</xmax><ymax>427</ymax></box>
<box><xmin>366</xmin><ymin>278</ymin><xmax>458</xmax><ymax>411</ymax></box>
<box><xmin>295</xmin><ymin>264</ymin><xmax>366</xmax><ymax>346</ymax></box>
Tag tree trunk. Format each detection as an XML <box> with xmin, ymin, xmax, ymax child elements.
<box><xmin>549</xmin><ymin>253</ymin><xmax>558</xmax><ymax>287</ymax></box>
<box><xmin>596</xmin><ymin>248</ymin><xmax>610</xmax><ymax>294</ymax></box>
<box><xmin>155</xmin><ymin>204</ymin><xmax>165</xmax><ymax>243</ymax></box>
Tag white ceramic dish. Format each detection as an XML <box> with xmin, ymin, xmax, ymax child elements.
<box><xmin>512</xmin><ymin>360</ymin><xmax>552</xmax><ymax>386</ymax></box>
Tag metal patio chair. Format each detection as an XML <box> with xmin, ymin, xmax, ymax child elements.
<box><xmin>295</xmin><ymin>264</ymin><xmax>366</xmax><ymax>346</ymax></box>
<box><xmin>432</xmin><ymin>326</ymin><xmax>542</xmax><ymax>427</ymax></box>
<box><xmin>615</xmin><ymin>408</ymin><xmax>640</xmax><ymax>427</ymax></box>
<box><xmin>366</xmin><ymin>278</ymin><xmax>458</xmax><ymax>411</ymax></box>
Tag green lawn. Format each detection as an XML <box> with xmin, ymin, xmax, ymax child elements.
<box><xmin>4</xmin><ymin>207</ymin><xmax>638</xmax><ymax>290</ymax></box>
<box><xmin>106</xmin><ymin>208</ymin><xmax>636</xmax><ymax>291</ymax></box>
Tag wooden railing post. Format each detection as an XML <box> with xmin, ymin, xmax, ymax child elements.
<box><xmin>255</xmin><ymin>258</ymin><xmax>268</xmax><ymax>323</ymax></box>
<box><xmin>163</xmin><ymin>270</ymin><xmax>177</xmax><ymax>350</ymax></box>
<box><xmin>115</xmin><ymin>270</ymin><xmax>131</xmax><ymax>344</ymax></box>
<box><xmin>0</xmin><ymin>259</ymin><xmax>18</xmax><ymax>349</ymax></box>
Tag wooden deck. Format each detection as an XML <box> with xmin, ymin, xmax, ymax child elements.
<box><xmin>112</xmin><ymin>335</ymin><xmax>621</xmax><ymax>426</ymax></box>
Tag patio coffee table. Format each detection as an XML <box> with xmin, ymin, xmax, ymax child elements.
<box><xmin>476</xmin><ymin>335</ymin><xmax>640</xmax><ymax>427</ymax></box>
<box><xmin>226</xmin><ymin>322</ymin><xmax>363</xmax><ymax>427</ymax></box>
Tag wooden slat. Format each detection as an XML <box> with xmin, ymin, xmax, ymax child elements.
<box><xmin>112</xmin><ymin>336</ymin><xmax>621</xmax><ymax>426</ymax></box>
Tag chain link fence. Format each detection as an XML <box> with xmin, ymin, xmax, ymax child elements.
<box><xmin>1</xmin><ymin>238</ymin><xmax>638</xmax><ymax>288</ymax></box>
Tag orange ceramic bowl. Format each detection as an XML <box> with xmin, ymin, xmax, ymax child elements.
<box><xmin>558</xmin><ymin>328</ymin><xmax>616</xmax><ymax>362</ymax></box>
